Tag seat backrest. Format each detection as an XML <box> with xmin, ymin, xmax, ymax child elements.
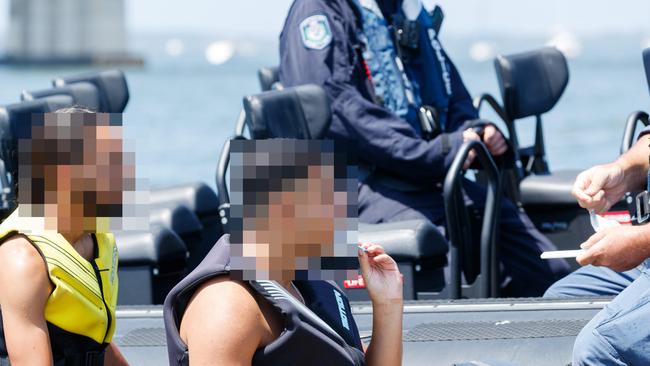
<box><xmin>258</xmin><ymin>66</ymin><xmax>281</xmax><ymax>92</ymax></box>
<box><xmin>643</xmin><ymin>48</ymin><xmax>650</xmax><ymax>97</ymax></box>
<box><xmin>243</xmin><ymin>84</ymin><xmax>331</xmax><ymax>139</ymax></box>
<box><xmin>53</xmin><ymin>69</ymin><xmax>129</xmax><ymax>113</ymax></box>
<box><xmin>21</xmin><ymin>82</ymin><xmax>102</xmax><ymax>112</ymax></box>
<box><xmin>495</xmin><ymin>47</ymin><xmax>569</xmax><ymax>120</ymax></box>
<box><xmin>0</xmin><ymin>95</ymin><xmax>75</xmax><ymax>210</ymax></box>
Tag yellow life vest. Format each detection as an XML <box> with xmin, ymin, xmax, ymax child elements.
<box><xmin>0</xmin><ymin>209</ymin><xmax>119</xmax><ymax>345</ymax></box>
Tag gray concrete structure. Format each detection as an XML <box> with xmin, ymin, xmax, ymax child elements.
<box><xmin>5</xmin><ymin>0</ymin><xmax>142</xmax><ymax>65</ymax></box>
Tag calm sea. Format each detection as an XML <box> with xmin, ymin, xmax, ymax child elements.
<box><xmin>0</xmin><ymin>32</ymin><xmax>648</xmax><ymax>190</ymax></box>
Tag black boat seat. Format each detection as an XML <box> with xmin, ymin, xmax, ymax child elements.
<box><xmin>21</xmin><ymin>82</ymin><xmax>101</xmax><ymax>112</ymax></box>
<box><xmin>116</xmin><ymin>225</ymin><xmax>188</xmax><ymax>304</ymax></box>
<box><xmin>358</xmin><ymin>220</ymin><xmax>447</xmax><ymax>261</ymax></box>
<box><xmin>150</xmin><ymin>182</ymin><xmax>222</xmax><ymax>271</ymax></box>
<box><xmin>257</xmin><ymin>66</ymin><xmax>282</xmax><ymax>92</ymax></box>
<box><xmin>519</xmin><ymin>169</ymin><xmax>581</xmax><ymax>206</ymax></box>
<box><xmin>243</xmin><ymin>83</ymin><xmax>331</xmax><ymax>139</ymax></box>
<box><xmin>53</xmin><ymin>69</ymin><xmax>129</xmax><ymax>113</ymax></box>
<box><xmin>149</xmin><ymin>205</ymin><xmax>203</xmax><ymax>254</ymax></box>
<box><xmin>116</xmin><ymin>226</ymin><xmax>188</xmax><ymax>271</ymax></box>
<box><xmin>237</xmin><ymin>85</ymin><xmax>448</xmax><ymax>299</ymax></box>
<box><xmin>0</xmin><ymin>96</ymin><xmax>76</xmax><ymax>216</ymax></box>
<box><xmin>495</xmin><ymin>47</ymin><xmax>568</xmax><ymax>120</ymax></box>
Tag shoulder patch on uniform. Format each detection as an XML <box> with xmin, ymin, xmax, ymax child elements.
<box><xmin>299</xmin><ymin>15</ymin><xmax>333</xmax><ymax>50</ymax></box>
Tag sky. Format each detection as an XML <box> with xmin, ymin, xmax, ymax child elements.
<box><xmin>0</xmin><ymin>0</ymin><xmax>648</xmax><ymax>39</ymax></box>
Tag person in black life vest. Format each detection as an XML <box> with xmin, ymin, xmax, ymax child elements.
<box><xmin>164</xmin><ymin>139</ymin><xmax>403</xmax><ymax>366</ymax></box>
<box><xmin>279</xmin><ymin>0</ymin><xmax>570</xmax><ymax>296</ymax></box>
<box><xmin>0</xmin><ymin>107</ymin><xmax>131</xmax><ymax>365</ymax></box>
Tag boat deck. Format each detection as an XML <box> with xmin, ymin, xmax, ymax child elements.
<box><xmin>114</xmin><ymin>297</ymin><xmax>610</xmax><ymax>365</ymax></box>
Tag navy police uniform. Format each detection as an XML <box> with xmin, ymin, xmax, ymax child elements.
<box><xmin>279</xmin><ymin>0</ymin><xmax>570</xmax><ymax>296</ymax></box>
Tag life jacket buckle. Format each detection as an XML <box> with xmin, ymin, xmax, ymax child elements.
<box><xmin>417</xmin><ymin>105</ymin><xmax>441</xmax><ymax>140</ymax></box>
<box><xmin>391</xmin><ymin>14</ymin><xmax>420</xmax><ymax>51</ymax></box>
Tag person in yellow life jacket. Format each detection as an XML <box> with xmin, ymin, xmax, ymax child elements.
<box><xmin>0</xmin><ymin>107</ymin><xmax>133</xmax><ymax>366</ymax></box>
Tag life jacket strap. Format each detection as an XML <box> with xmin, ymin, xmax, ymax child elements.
<box><xmin>63</xmin><ymin>349</ymin><xmax>106</xmax><ymax>366</ymax></box>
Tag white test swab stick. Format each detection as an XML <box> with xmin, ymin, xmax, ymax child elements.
<box><xmin>540</xmin><ymin>250</ymin><xmax>584</xmax><ymax>259</ymax></box>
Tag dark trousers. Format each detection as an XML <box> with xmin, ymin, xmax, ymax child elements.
<box><xmin>358</xmin><ymin>178</ymin><xmax>571</xmax><ymax>297</ymax></box>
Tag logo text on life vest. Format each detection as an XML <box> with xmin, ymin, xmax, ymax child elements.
<box><xmin>334</xmin><ymin>289</ymin><xmax>350</xmax><ymax>330</ymax></box>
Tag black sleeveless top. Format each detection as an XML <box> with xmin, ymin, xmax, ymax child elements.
<box><xmin>163</xmin><ymin>234</ymin><xmax>366</xmax><ymax>366</ymax></box>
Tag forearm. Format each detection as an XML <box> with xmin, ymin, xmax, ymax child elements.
<box><xmin>616</xmin><ymin>134</ymin><xmax>650</xmax><ymax>191</ymax></box>
<box><xmin>104</xmin><ymin>343</ymin><xmax>129</xmax><ymax>366</ymax></box>
<box><xmin>633</xmin><ymin>224</ymin><xmax>650</xmax><ymax>261</ymax></box>
<box><xmin>365</xmin><ymin>300</ymin><xmax>403</xmax><ymax>366</ymax></box>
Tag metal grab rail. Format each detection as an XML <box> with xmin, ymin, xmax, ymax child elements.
<box><xmin>443</xmin><ymin>140</ymin><xmax>501</xmax><ymax>299</ymax></box>
<box><xmin>473</xmin><ymin>94</ymin><xmax>510</xmax><ymax>125</ymax></box>
<box><xmin>473</xmin><ymin>93</ymin><xmax>525</xmax><ymax>177</ymax></box>
<box><xmin>620</xmin><ymin>111</ymin><xmax>649</xmax><ymax>155</ymax></box>
<box><xmin>215</xmin><ymin>135</ymin><xmax>247</xmax><ymax>233</ymax></box>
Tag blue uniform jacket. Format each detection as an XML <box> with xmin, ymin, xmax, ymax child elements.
<box><xmin>279</xmin><ymin>0</ymin><xmax>480</xmax><ymax>184</ymax></box>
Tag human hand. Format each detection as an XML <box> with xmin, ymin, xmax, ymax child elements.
<box><xmin>576</xmin><ymin>225</ymin><xmax>650</xmax><ymax>272</ymax></box>
<box><xmin>482</xmin><ymin>125</ymin><xmax>508</xmax><ymax>156</ymax></box>
<box><xmin>462</xmin><ymin>129</ymin><xmax>481</xmax><ymax>169</ymax></box>
<box><xmin>572</xmin><ymin>163</ymin><xmax>626</xmax><ymax>213</ymax></box>
<box><xmin>358</xmin><ymin>243</ymin><xmax>403</xmax><ymax>305</ymax></box>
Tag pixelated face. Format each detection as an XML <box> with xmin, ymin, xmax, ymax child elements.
<box><xmin>229</xmin><ymin>139</ymin><xmax>359</xmax><ymax>282</ymax></box>
<box><xmin>17</xmin><ymin>112</ymin><xmax>136</xmax><ymax>233</ymax></box>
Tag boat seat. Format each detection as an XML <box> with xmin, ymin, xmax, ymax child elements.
<box><xmin>149</xmin><ymin>205</ymin><xmax>203</xmax><ymax>259</ymax></box>
<box><xmin>236</xmin><ymin>85</ymin><xmax>448</xmax><ymax>299</ymax></box>
<box><xmin>0</xmin><ymin>95</ymin><xmax>76</xmax><ymax>216</ymax></box>
<box><xmin>116</xmin><ymin>225</ymin><xmax>188</xmax><ymax>304</ymax></box>
<box><xmin>150</xmin><ymin>182</ymin><xmax>222</xmax><ymax>271</ymax></box>
<box><xmin>495</xmin><ymin>47</ymin><xmax>568</xmax><ymax>121</ymax></box>
<box><xmin>257</xmin><ymin>66</ymin><xmax>282</xmax><ymax>92</ymax></box>
<box><xmin>519</xmin><ymin>169</ymin><xmax>581</xmax><ymax>206</ymax></box>
<box><xmin>53</xmin><ymin>69</ymin><xmax>129</xmax><ymax>113</ymax></box>
<box><xmin>243</xmin><ymin>83</ymin><xmax>331</xmax><ymax>140</ymax></box>
<box><xmin>358</xmin><ymin>220</ymin><xmax>447</xmax><ymax>261</ymax></box>
<box><xmin>21</xmin><ymin>82</ymin><xmax>101</xmax><ymax>111</ymax></box>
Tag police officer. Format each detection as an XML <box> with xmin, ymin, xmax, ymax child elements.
<box><xmin>279</xmin><ymin>0</ymin><xmax>570</xmax><ymax>296</ymax></box>
<box><xmin>544</xmin><ymin>129</ymin><xmax>650</xmax><ymax>365</ymax></box>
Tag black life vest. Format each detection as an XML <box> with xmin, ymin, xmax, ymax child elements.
<box><xmin>163</xmin><ymin>234</ymin><xmax>366</xmax><ymax>366</ymax></box>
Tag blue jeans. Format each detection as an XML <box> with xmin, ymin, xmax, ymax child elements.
<box><xmin>544</xmin><ymin>261</ymin><xmax>650</xmax><ymax>365</ymax></box>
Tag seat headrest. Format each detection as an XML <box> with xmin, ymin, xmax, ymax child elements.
<box><xmin>0</xmin><ymin>95</ymin><xmax>75</xmax><ymax>193</ymax></box>
<box><xmin>258</xmin><ymin>66</ymin><xmax>281</xmax><ymax>92</ymax></box>
<box><xmin>22</xmin><ymin>82</ymin><xmax>101</xmax><ymax>112</ymax></box>
<box><xmin>54</xmin><ymin>69</ymin><xmax>129</xmax><ymax>113</ymax></box>
<box><xmin>243</xmin><ymin>84</ymin><xmax>331</xmax><ymax>139</ymax></box>
<box><xmin>150</xmin><ymin>182</ymin><xmax>219</xmax><ymax>217</ymax></box>
<box><xmin>643</xmin><ymin>48</ymin><xmax>650</xmax><ymax>97</ymax></box>
<box><xmin>494</xmin><ymin>47</ymin><xmax>569</xmax><ymax>120</ymax></box>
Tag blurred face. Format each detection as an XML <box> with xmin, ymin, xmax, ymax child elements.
<box><xmin>20</xmin><ymin>112</ymin><xmax>135</xmax><ymax>234</ymax></box>
<box><xmin>242</xmin><ymin>164</ymin><xmax>350</xmax><ymax>280</ymax></box>
<box><xmin>229</xmin><ymin>139</ymin><xmax>358</xmax><ymax>283</ymax></box>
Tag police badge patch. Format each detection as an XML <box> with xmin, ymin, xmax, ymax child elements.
<box><xmin>300</xmin><ymin>15</ymin><xmax>332</xmax><ymax>50</ymax></box>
